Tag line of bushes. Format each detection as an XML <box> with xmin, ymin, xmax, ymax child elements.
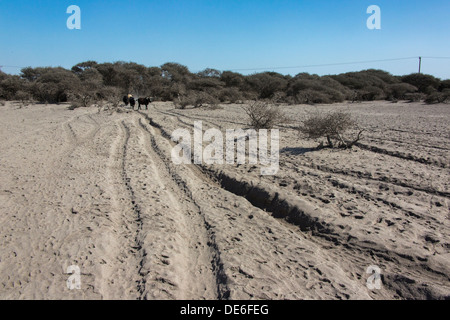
<box><xmin>1</xmin><ymin>61</ymin><xmax>449</xmax><ymax>107</ymax></box>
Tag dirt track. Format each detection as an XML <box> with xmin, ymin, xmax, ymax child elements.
<box><xmin>0</xmin><ymin>101</ymin><xmax>448</xmax><ymax>300</ymax></box>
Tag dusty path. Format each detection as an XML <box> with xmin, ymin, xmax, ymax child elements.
<box><xmin>0</xmin><ymin>101</ymin><xmax>448</xmax><ymax>300</ymax></box>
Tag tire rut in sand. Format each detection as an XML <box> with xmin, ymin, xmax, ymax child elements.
<box><xmin>107</xmin><ymin>115</ymin><xmax>226</xmax><ymax>299</ymax></box>
<box><xmin>134</xmin><ymin>116</ymin><xmax>229</xmax><ymax>299</ymax></box>
<box><xmin>101</xmin><ymin>119</ymin><xmax>145</xmax><ymax>299</ymax></box>
<box><xmin>103</xmin><ymin>115</ymin><xmax>225</xmax><ymax>300</ymax></box>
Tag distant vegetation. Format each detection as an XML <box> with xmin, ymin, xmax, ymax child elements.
<box><xmin>1</xmin><ymin>61</ymin><xmax>449</xmax><ymax>107</ymax></box>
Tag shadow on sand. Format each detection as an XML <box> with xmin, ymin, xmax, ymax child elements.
<box><xmin>280</xmin><ymin>147</ymin><xmax>318</xmax><ymax>155</ymax></box>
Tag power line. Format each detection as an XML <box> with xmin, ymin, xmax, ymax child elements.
<box><xmin>0</xmin><ymin>65</ymin><xmax>25</xmax><ymax>69</ymax></box>
<box><xmin>226</xmin><ymin>56</ymin><xmax>450</xmax><ymax>72</ymax></box>
<box><xmin>2</xmin><ymin>56</ymin><xmax>450</xmax><ymax>74</ymax></box>
<box><xmin>227</xmin><ymin>57</ymin><xmax>422</xmax><ymax>72</ymax></box>
<box><xmin>421</xmin><ymin>56</ymin><xmax>450</xmax><ymax>60</ymax></box>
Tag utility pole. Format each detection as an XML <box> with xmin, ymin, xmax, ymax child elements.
<box><xmin>418</xmin><ymin>57</ymin><xmax>422</xmax><ymax>74</ymax></box>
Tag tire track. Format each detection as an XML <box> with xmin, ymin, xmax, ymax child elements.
<box><xmin>364</xmin><ymin>136</ymin><xmax>450</xmax><ymax>152</ymax></box>
<box><xmin>102</xmin><ymin>119</ymin><xmax>146</xmax><ymax>299</ymax></box>
<box><xmin>117</xmin><ymin>121</ymin><xmax>147</xmax><ymax>298</ymax></box>
<box><xmin>355</xmin><ymin>142</ymin><xmax>448</xmax><ymax>169</ymax></box>
<box><xmin>104</xmin><ymin>114</ymin><xmax>228</xmax><ymax>299</ymax></box>
<box><xmin>136</xmin><ymin>116</ymin><xmax>230</xmax><ymax>299</ymax></box>
<box><xmin>153</xmin><ymin>105</ymin><xmax>223</xmax><ymax>129</ymax></box>
<box><xmin>283</xmin><ymin>162</ymin><xmax>441</xmax><ymax>222</ymax></box>
<box><xmin>297</xmin><ymin>161</ymin><xmax>450</xmax><ymax>198</ymax></box>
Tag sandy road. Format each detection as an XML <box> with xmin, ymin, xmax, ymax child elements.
<box><xmin>0</xmin><ymin>102</ymin><xmax>448</xmax><ymax>300</ymax></box>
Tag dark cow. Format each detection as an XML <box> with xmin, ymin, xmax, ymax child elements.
<box><xmin>123</xmin><ymin>96</ymin><xmax>129</xmax><ymax>106</ymax></box>
<box><xmin>129</xmin><ymin>97</ymin><xmax>136</xmax><ymax>109</ymax></box>
<box><xmin>137</xmin><ymin>97</ymin><xmax>152</xmax><ymax>110</ymax></box>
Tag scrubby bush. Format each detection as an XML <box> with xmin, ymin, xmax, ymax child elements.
<box><xmin>287</xmin><ymin>74</ymin><xmax>349</xmax><ymax>104</ymax></box>
<box><xmin>387</xmin><ymin>83</ymin><xmax>418</xmax><ymax>100</ymax></box>
<box><xmin>97</xmin><ymin>86</ymin><xmax>122</xmax><ymax>104</ymax></box>
<box><xmin>192</xmin><ymin>91</ymin><xmax>219</xmax><ymax>108</ymax></box>
<box><xmin>174</xmin><ymin>93</ymin><xmax>193</xmax><ymax>109</ymax></box>
<box><xmin>330</xmin><ymin>69</ymin><xmax>400</xmax><ymax>101</ymax></box>
<box><xmin>439</xmin><ymin>79</ymin><xmax>450</xmax><ymax>91</ymax></box>
<box><xmin>242</xmin><ymin>100</ymin><xmax>287</xmax><ymax>129</ymax></box>
<box><xmin>245</xmin><ymin>72</ymin><xmax>288</xmax><ymax>99</ymax></box>
<box><xmin>294</xmin><ymin>89</ymin><xmax>332</xmax><ymax>104</ymax></box>
<box><xmin>217</xmin><ymin>87</ymin><xmax>244</xmax><ymax>103</ymax></box>
<box><xmin>69</xmin><ymin>79</ymin><xmax>103</xmax><ymax>108</ymax></box>
<box><xmin>404</xmin><ymin>92</ymin><xmax>425</xmax><ymax>102</ymax></box>
<box><xmin>425</xmin><ymin>90</ymin><xmax>450</xmax><ymax>104</ymax></box>
<box><xmin>176</xmin><ymin>91</ymin><xmax>220</xmax><ymax>109</ymax></box>
<box><xmin>0</xmin><ymin>75</ymin><xmax>26</xmax><ymax>100</ymax></box>
<box><xmin>14</xmin><ymin>90</ymin><xmax>32</xmax><ymax>105</ymax></box>
<box><xmin>221</xmin><ymin>71</ymin><xmax>245</xmax><ymax>88</ymax></box>
<box><xmin>21</xmin><ymin>67</ymin><xmax>80</xmax><ymax>103</ymax></box>
<box><xmin>161</xmin><ymin>62</ymin><xmax>192</xmax><ymax>83</ymax></box>
<box><xmin>188</xmin><ymin>77</ymin><xmax>224</xmax><ymax>91</ymax></box>
<box><xmin>401</xmin><ymin>73</ymin><xmax>441</xmax><ymax>93</ymax></box>
<box><xmin>298</xmin><ymin>111</ymin><xmax>363</xmax><ymax>149</ymax></box>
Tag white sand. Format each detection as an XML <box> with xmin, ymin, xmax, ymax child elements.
<box><xmin>0</xmin><ymin>100</ymin><xmax>448</xmax><ymax>300</ymax></box>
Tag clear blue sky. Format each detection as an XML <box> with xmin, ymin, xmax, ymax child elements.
<box><xmin>1</xmin><ymin>0</ymin><xmax>449</xmax><ymax>78</ymax></box>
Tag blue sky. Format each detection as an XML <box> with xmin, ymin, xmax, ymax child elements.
<box><xmin>1</xmin><ymin>0</ymin><xmax>449</xmax><ymax>78</ymax></box>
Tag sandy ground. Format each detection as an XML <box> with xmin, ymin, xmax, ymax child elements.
<box><xmin>0</xmin><ymin>100</ymin><xmax>448</xmax><ymax>300</ymax></box>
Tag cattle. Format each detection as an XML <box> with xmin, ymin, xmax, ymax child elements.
<box><xmin>137</xmin><ymin>97</ymin><xmax>152</xmax><ymax>110</ymax></box>
<box><xmin>129</xmin><ymin>96</ymin><xmax>136</xmax><ymax>109</ymax></box>
<box><xmin>123</xmin><ymin>96</ymin><xmax>129</xmax><ymax>106</ymax></box>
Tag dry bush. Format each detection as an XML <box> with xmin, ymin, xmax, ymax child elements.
<box><xmin>218</xmin><ymin>87</ymin><xmax>244</xmax><ymax>103</ymax></box>
<box><xmin>193</xmin><ymin>91</ymin><xmax>219</xmax><ymax>108</ymax></box>
<box><xmin>298</xmin><ymin>111</ymin><xmax>364</xmax><ymax>149</ymax></box>
<box><xmin>242</xmin><ymin>100</ymin><xmax>287</xmax><ymax>129</ymax></box>
<box><xmin>404</xmin><ymin>93</ymin><xmax>425</xmax><ymax>102</ymax></box>
<box><xmin>425</xmin><ymin>91</ymin><xmax>450</xmax><ymax>104</ymax></box>
<box><xmin>175</xmin><ymin>91</ymin><xmax>219</xmax><ymax>109</ymax></box>
<box><xmin>14</xmin><ymin>90</ymin><xmax>32</xmax><ymax>107</ymax></box>
<box><xmin>175</xmin><ymin>92</ymin><xmax>196</xmax><ymax>109</ymax></box>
